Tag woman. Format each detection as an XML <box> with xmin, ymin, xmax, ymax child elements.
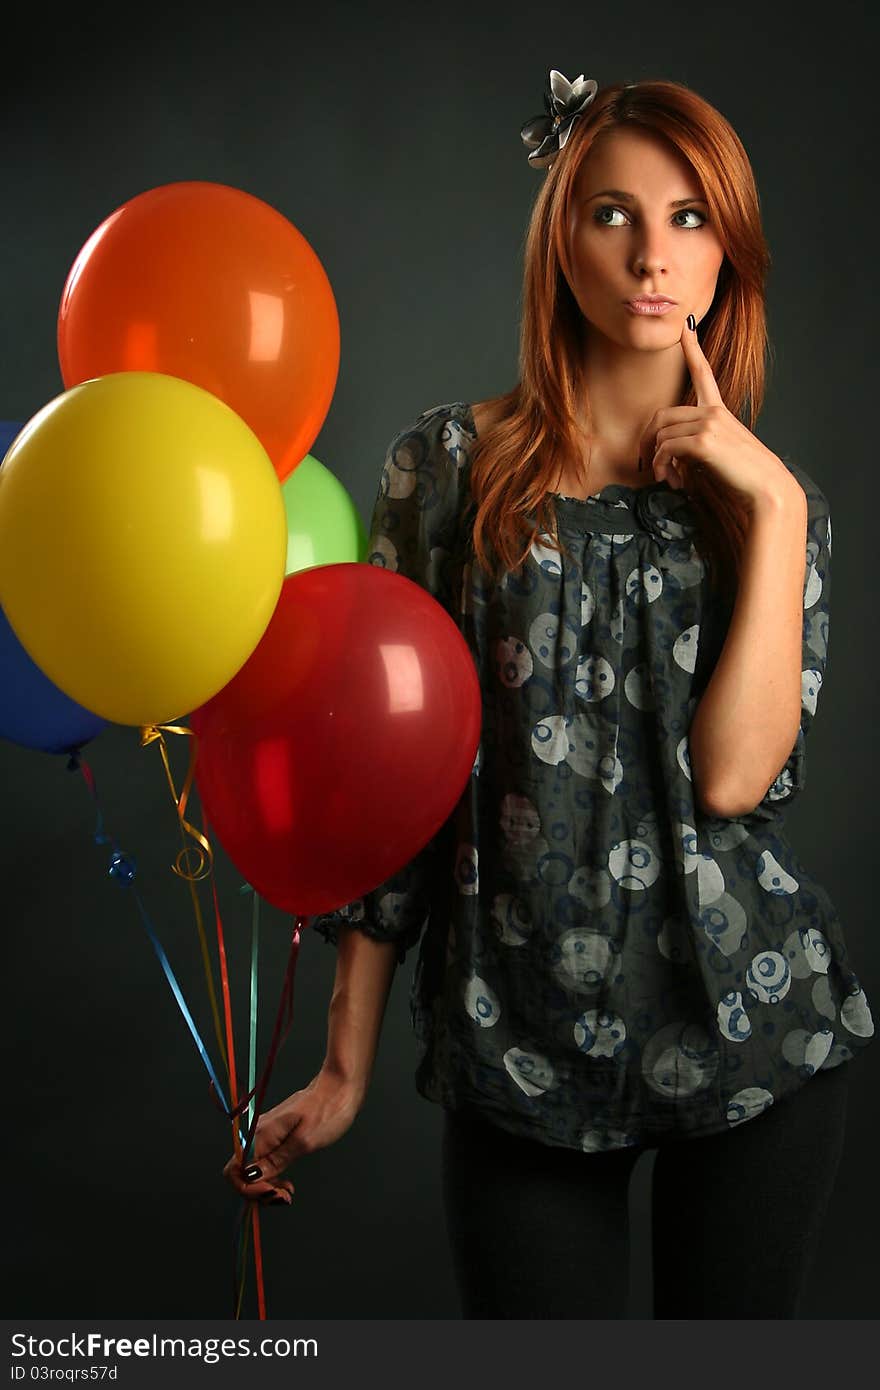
<box><xmin>223</xmin><ymin>73</ymin><xmax>875</xmax><ymax>1318</ymax></box>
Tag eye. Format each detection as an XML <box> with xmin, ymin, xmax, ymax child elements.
<box><xmin>672</xmin><ymin>208</ymin><xmax>708</xmax><ymax>228</ymax></box>
<box><xmin>592</xmin><ymin>204</ymin><xmax>708</xmax><ymax>229</ymax></box>
<box><xmin>592</xmin><ymin>204</ymin><xmax>628</xmax><ymax>226</ymax></box>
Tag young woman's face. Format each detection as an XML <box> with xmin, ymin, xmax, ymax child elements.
<box><xmin>566</xmin><ymin>126</ymin><xmax>726</xmax><ymax>345</ymax></box>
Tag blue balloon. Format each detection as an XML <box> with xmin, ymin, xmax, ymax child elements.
<box><xmin>0</xmin><ymin>606</ymin><xmax>107</xmax><ymax>755</ymax></box>
<box><xmin>0</xmin><ymin>420</ymin><xmax>107</xmax><ymax>754</ymax></box>
<box><xmin>0</xmin><ymin>419</ymin><xmax>23</xmax><ymax>458</ymax></box>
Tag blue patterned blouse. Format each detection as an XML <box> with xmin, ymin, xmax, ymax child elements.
<box><xmin>312</xmin><ymin>399</ymin><xmax>874</xmax><ymax>1153</ymax></box>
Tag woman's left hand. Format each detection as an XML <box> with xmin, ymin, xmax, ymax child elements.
<box><xmin>638</xmin><ymin>314</ymin><xmax>798</xmax><ymax>513</ymax></box>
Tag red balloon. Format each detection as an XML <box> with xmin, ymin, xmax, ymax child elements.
<box><xmin>56</xmin><ymin>181</ymin><xmax>340</xmax><ymax>484</ymax></box>
<box><xmin>190</xmin><ymin>564</ymin><xmax>482</xmax><ymax>916</ymax></box>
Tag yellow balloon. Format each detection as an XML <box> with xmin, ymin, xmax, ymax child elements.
<box><xmin>0</xmin><ymin>371</ymin><xmax>287</xmax><ymax>726</ymax></box>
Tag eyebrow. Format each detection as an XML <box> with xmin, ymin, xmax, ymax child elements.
<box><xmin>585</xmin><ymin>188</ymin><xmax>709</xmax><ymax>207</ymax></box>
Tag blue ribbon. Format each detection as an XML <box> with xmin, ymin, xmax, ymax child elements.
<box><xmin>67</xmin><ymin>750</ymin><xmax>248</xmax><ymax>1150</ymax></box>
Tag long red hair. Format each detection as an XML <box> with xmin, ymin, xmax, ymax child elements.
<box><xmin>468</xmin><ymin>78</ymin><xmax>773</xmax><ymax>602</ymax></box>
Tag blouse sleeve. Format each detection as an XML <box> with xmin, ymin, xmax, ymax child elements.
<box><xmin>729</xmin><ymin>460</ymin><xmax>832</xmax><ymax>825</ymax></box>
<box><xmin>310</xmin><ymin>404</ymin><xmax>464</xmax><ymax>964</ymax></box>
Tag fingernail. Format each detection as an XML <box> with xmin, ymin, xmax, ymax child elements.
<box><xmin>687</xmin><ymin>313</ymin><xmax>696</xmax><ymax>331</ymax></box>
<box><xmin>243</xmin><ymin>1164</ymin><xmax>262</xmax><ymax>1182</ymax></box>
<box><xmin>269</xmin><ymin>1195</ymin><xmax>288</xmax><ymax>1206</ymax></box>
<box><xmin>638</xmin><ymin>456</ymin><xmax>643</xmax><ymax>472</ymax></box>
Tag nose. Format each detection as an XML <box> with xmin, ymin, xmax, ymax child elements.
<box><xmin>633</xmin><ymin>232</ymin><xmax>669</xmax><ymax>278</ymax></box>
<box><xmin>633</xmin><ymin>250</ymin><xmax>667</xmax><ymax>277</ymax></box>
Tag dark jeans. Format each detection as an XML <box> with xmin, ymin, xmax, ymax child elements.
<box><xmin>440</xmin><ymin>1064</ymin><xmax>850</xmax><ymax>1319</ymax></box>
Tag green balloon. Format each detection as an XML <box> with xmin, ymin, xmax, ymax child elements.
<box><xmin>281</xmin><ymin>453</ymin><xmax>369</xmax><ymax>575</ymax></box>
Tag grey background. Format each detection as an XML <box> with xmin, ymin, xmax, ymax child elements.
<box><xmin>2</xmin><ymin>0</ymin><xmax>877</xmax><ymax>1319</ymax></box>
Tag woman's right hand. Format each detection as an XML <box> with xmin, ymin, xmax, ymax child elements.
<box><xmin>222</xmin><ymin>1066</ymin><xmax>365</xmax><ymax>1205</ymax></box>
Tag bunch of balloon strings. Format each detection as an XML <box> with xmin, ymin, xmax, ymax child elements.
<box><xmin>65</xmin><ymin>721</ymin><xmax>306</xmax><ymax>1319</ymax></box>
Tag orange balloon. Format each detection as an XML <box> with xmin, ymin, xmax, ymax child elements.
<box><xmin>56</xmin><ymin>181</ymin><xmax>340</xmax><ymax>484</ymax></box>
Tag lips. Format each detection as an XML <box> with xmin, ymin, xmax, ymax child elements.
<box><xmin>625</xmin><ymin>299</ymin><xmax>676</xmax><ymax>316</ymax></box>
<box><xmin>627</xmin><ymin>297</ymin><xmax>675</xmax><ymax>306</ymax></box>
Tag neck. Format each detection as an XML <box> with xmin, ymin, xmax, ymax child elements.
<box><xmin>576</xmin><ymin>331</ymin><xmax>689</xmax><ymax>455</ymax></box>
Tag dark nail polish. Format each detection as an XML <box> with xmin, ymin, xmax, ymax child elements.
<box><xmin>687</xmin><ymin>313</ymin><xmax>696</xmax><ymax>331</ymax></box>
<box><xmin>269</xmin><ymin>1195</ymin><xmax>288</xmax><ymax>1205</ymax></box>
<box><xmin>243</xmin><ymin>1164</ymin><xmax>262</xmax><ymax>1182</ymax></box>
<box><xmin>638</xmin><ymin>457</ymin><xmax>643</xmax><ymax>472</ymax></box>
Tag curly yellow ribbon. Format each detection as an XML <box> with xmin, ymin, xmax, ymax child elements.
<box><xmin>140</xmin><ymin>722</ymin><xmax>214</xmax><ymax>880</ymax></box>
<box><xmin>140</xmin><ymin>722</ymin><xmax>226</xmax><ymax>1073</ymax></box>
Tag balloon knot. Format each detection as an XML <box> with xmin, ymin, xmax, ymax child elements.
<box><xmin>108</xmin><ymin>849</ymin><xmax>137</xmax><ymax>885</ymax></box>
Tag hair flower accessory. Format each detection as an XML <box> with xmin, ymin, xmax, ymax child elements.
<box><xmin>520</xmin><ymin>69</ymin><xmax>599</xmax><ymax>170</ymax></box>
